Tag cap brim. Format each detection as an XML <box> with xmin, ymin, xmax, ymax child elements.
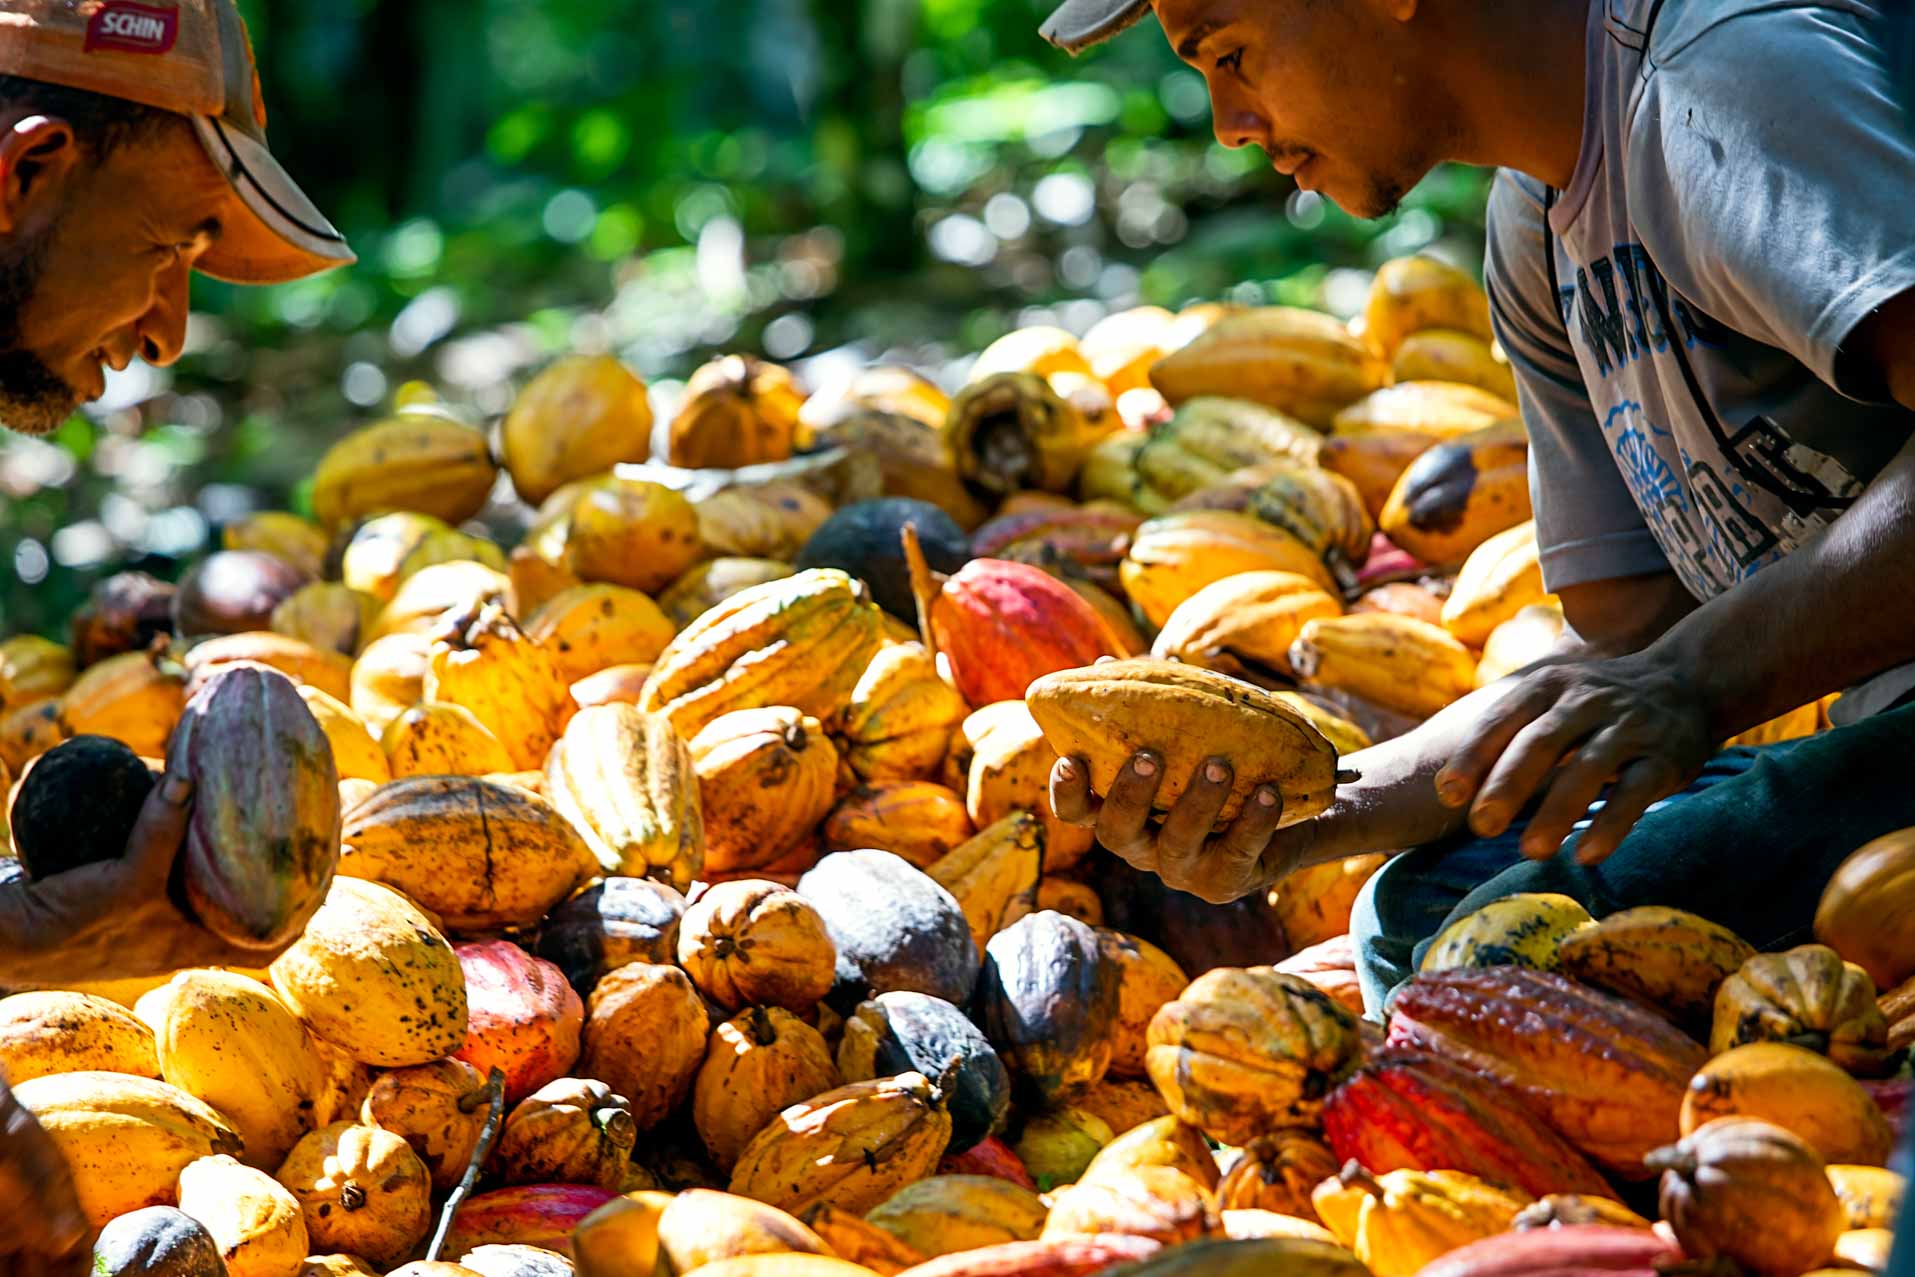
<box><xmin>1039</xmin><ymin>0</ymin><xmax>1153</xmax><ymax>53</ymax></box>
<box><xmin>190</xmin><ymin>115</ymin><xmax>356</xmax><ymax>285</ymax></box>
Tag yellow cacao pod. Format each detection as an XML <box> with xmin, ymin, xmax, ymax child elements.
<box><xmin>693</xmin><ymin>1006</ymin><xmax>843</xmax><ymax>1174</ymax></box>
<box><xmin>1334</xmin><ymin>382</ymin><xmax>1516</xmax><ymax>443</ymax></box>
<box><xmin>563</xmin><ymin>475</ymin><xmax>706</xmax><ymax>595</ymax></box>
<box><xmin>1381</xmin><ymin>419</ymin><xmax>1531</xmax><ymax>568</ymax></box>
<box><xmin>273</xmin><ymin>583</ymin><xmax>383</xmax><ymax>659</ymax></box>
<box><xmin>944</xmin><ymin>372</ymin><xmax>1119</xmax><ymax>497</ymax></box>
<box><xmin>1150</xmin><ymin>571</ymin><xmax>1342</xmax><ymax>680</ymax></box>
<box><xmin>310</xmin><ymin>414</ymin><xmax>497</xmax><ymax>531</ymax></box>
<box><xmin>423</xmin><ymin>603</ymin><xmax>570</xmax><ymax>771</ymax></box>
<box><xmin>545</xmin><ymin>702</ymin><xmax>705</xmax><ymax>887</ymax></box>
<box><xmin>502</xmin><ymin>355</ymin><xmax>653</xmax><ymax>506</ymax></box>
<box><xmin>525</xmin><ymin>583</ymin><xmax>676</xmax><ymax>685</ymax></box>
<box><xmin>0</xmin><ymin>990</ymin><xmax>157</xmax><ymax>1082</ymax></box>
<box><xmin>380</xmin><ymin>701</ymin><xmax>515</xmax><ymax>778</ymax></box>
<box><xmin>668</xmin><ymin>355</ymin><xmax>806</xmax><ymax>469</ymax></box>
<box><xmin>348</xmin><ymin>632</ymin><xmax>431</xmax><ymax>738</ymax></box>
<box><xmin>1120</xmin><ymin>511</ymin><xmax>1335</xmax><ymax>628</ymax></box>
<box><xmin>1148</xmin><ymin>307</ymin><xmax>1388</xmax><ymax>428</ymax></box>
<box><xmin>1362</xmin><ymin>255</ymin><xmax>1494</xmax><ymax>358</ymax></box>
<box><xmin>1289</xmin><ymin>613</ymin><xmax>1478</xmax><ymax>720</ymax></box>
<box><xmin>1390</xmin><ymin>329</ymin><xmax>1515</xmax><ymax>400</ymax></box>
<box><xmin>177</xmin><ymin>1153</ymin><xmax>309</xmax><ymax>1277</ymax></box>
<box><xmin>727</xmin><ymin>1072</ymin><xmax>954</xmax><ymax>1217</ymax></box>
<box><xmin>659</xmin><ymin>558</ymin><xmax>797</xmax><ymax>629</ymax></box>
<box><xmin>833</xmin><ymin>641</ymin><xmax>967</xmax><ymax>783</ymax></box>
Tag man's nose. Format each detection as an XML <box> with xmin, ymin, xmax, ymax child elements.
<box><xmin>138</xmin><ymin>264</ymin><xmax>189</xmax><ymax>366</ymax></box>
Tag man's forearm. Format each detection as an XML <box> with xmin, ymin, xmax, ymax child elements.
<box><xmin>1646</xmin><ymin>438</ymin><xmax>1915</xmax><ymax>738</ymax></box>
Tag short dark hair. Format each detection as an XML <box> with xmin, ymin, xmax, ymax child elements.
<box><xmin>0</xmin><ymin>75</ymin><xmax>169</xmax><ymax>158</ymax></box>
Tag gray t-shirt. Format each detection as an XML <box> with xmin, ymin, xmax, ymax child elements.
<box><xmin>1486</xmin><ymin>0</ymin><xmax>1915</xmax><ymax>721</ymax></box>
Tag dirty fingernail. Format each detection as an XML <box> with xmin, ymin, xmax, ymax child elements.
<box><xmin>1055</xmin><ymin>757</ymin><xmax>1079</xmax><ymax>780</ymax></box>
<box><xmin>1255</xmin><ymin>787</ymin><xmax>1278</xmax><ymax>808</ymax></box>
<box><xmin>1132</xmin><ymin>755</ymin><xmax>1157</xmax><ymax>777</ymax></box>
<box><xmin>1204</xmin><ymin>760</ymin><xmax>1228</xmax><ymax>784</ymax></box>
<box><xmin>162</xmin><ymin>775</ymin><xmax>193</xmax><ymax>803</ymax></box>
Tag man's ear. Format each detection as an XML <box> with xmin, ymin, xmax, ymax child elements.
<box><xmin>0</xmin><ymin>116</ymin><xmax>81</xmax><ymax>237</ymax></box>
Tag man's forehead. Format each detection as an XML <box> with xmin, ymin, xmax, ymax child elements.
<box><xmin>1153</xmin><ymin>0</ymin><xmax>1232</xmax><ymax>53</ymax></box>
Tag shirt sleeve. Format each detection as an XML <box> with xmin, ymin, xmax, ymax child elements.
<box><xmin>1484</xmin><ymin>169</ymin><xmax>1674</xmax><ymax>592</ymax></box>
<box><xmin>1627</xmin><ymin>5</ymin><xmax>1915</xmax><ymax>400</ymax></box>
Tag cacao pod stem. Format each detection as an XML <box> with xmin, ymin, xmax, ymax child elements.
<box><xmin>749</xmin><ymin>1005</ymin><xmax>778</xmax><ymax>1047</ymax></box>
<box><xmin>427</xmin><ymin>1066</ymin><xmax>507</xmax><ymax>1260</ymax></box>
<box><xmin>1642</xmin><ymin>1143</ymin><xmax>1697</xmax><ymax>1177</ymax></box>
<box><xmin>901</xmin><ymin>522</ymin><xmax>944</xmax><ymax>667</ymax></box>
<box><xmin>1337</xmin><ymin>1160</ymin><xmax>1384</xmax><ymax>1198</ymax></box>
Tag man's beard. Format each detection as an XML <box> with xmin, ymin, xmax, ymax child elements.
<box><xmin>0</xmin><ymin>228</ymin><xmax>82</xmax><ymax>437</ymax></box>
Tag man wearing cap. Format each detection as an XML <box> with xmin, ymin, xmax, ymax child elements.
<box><xmin>0</xmin><ymin>2</ymin><xmax>350</xmax><ymax>1267</ymax></box>
<box><xmin>1044</xmin><ymin>0</ymin><xmax>1915</xmax><ymax>1003</ymax></box>
<box><xmin>0</xmin><ymin>0</ymin><xmax>351</xmax><ymax>435</ymax></box>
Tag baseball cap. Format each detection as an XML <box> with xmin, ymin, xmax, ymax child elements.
<box><xmin>1039</xmin><ymin>0</ymin><xmax>1154</xmax><ymax>54</ymax></box>
<box><xmin>0</xmin><ymin>0</ymin><xmax>354</xmax><ymax>283</ymax></box>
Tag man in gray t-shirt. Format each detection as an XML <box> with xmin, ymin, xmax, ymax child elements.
<box><xmin>1037</xmin><ymin>0</ymin><xmax>1915</xmax><ymax>1008</ymax></box>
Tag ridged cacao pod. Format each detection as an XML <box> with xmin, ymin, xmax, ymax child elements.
<box><xmin>1362</xmin><ymin>256</ymin><xmax>1493</xmax><ymax>357</ymax></box>
<box><xmin>694</xmin><ymin>1006</ymin><xmax>842</xmax><ymax>1174</ymax></box>
<box><xmin>171</xmin><ymin>665</ymin><xmax>340</xmax><ymax>950</ymax></box>
<box><xmin>339</xmin><ymin>777</ymin><xmax>595</xmax><ymax>933</ymax></box>
<box><xmin>176</xmin><ymin>1153</ymin><xmax>308</xmax><ymax>1277</ymax></box>
<box><xmin>1420</xmin><ymin>893</ymin><xmax>1596</xmax><ymax>976</ymax></box>
<box><xmin>370</xmin><ymin>559</ymin><xmax>514</xmax><ymax>644</ymax></box>
<box><xmin>1334</xmin><ymin>381</ymin><xmax>1515</xmax><ymax>443</ymax></box>
<box><xmin>834</xmin><ymin>642</ymin><xmax>968</xmax><ymax>784</ymax></box>
<box><xmin>668</xmin><ymin>354</ymin><xmax>805</xmax><ymax>469</ymax></box>
<box><xmin>821</xmin><ymin>781</ymin><xmax>975</xmax><ymax>869</ymax></box>
<box><xmin>839</xmin><ymin>991</ymin><xmax>1010</xmax><ymax>1156</ymax></box>
<box><xmin>545</xmin><ymin>703</ymin><xmax>704</xmax><ymax>887</ymax></box>
<box><xmin>1041</xmin><ymin>1166</ymin><xmax>1218</xmax><ymax>1247</ymax></box>
<box><xmin>1098</xmin><ymin>931</ymin><xmax>1190</xmax><ymax>1080</ymax></box>
<box><xmin>381</xmin><ymin>700</ymin><xmax>515</xmax><ymax>777</ymax></box>
<box><xmin>1438</xmin><ymin>517</ymin><xmax>1545</xmax><ymax>643</ymax></box>
<box><xmin>927</xmin><ymin>813</ymin><xmax>1044</xmax><ymax>960</ymax></box>
<box><xmin>1555</xmin><ymin>905</ymin><xmax>1755</xmax><ymax>1034</ymax></box>
<box><xmin>1150</xmin><ymin>571</ymin><xmax>1340</xmax><ymax>679</ymax></box>
<box><xmin>1311</xmin><ymin>1165</ymin><xmax>1530</xmax><ymax>1277</ymax></box>
<box><xmin>310</xmin><ymin>413</ymin><xmax>497</xmax><ymax>530</ymax></box>
<box><xmin>677</xmin><ymin>879</ymin><xmax>838</xmax><ymax>1013</ymax></box>
<box><xmin>640</xmin><ymin>568</ymin><xmax>884</xmax><ymax>738</ymax></box>
<box><xmin>1148</xmin><ymin>307</ymin><xmax>1388</xmax><ymax>428</ymax></box>
<box><xmin>1289</xmin><ymin>612</ymin><xmax>1478</xmax><ymax>721</ymax></box>
<box><xmin>1648</xmin><ymin>1117</ymin><xmax>1844</xmax><ymax>1276</ymax></box>
<box><xmin>691</xmin><ymin>708</ymin><xmax>839</xmax><ymax>876</ymax></box>
<box><xmin>580</xmin><ymin>962</ymin><xmax>709</xmax><ymax>1130</ymax></box>
<box><xmin>425</xmin><ymin>604</ymin><xmax>570</xmax><ymax>772</ymax></box>
<box><xmin>361</xmin><ymin>1057</ymin><xmax>490</xmax><ymax>1191</ymax></box>
<box><xmin>1322</xmin><ymin>1046</ymin><xmax>1610</xmax><ymax>1198</ymax></box>
<box><xmin>1387</xmin><ymin>967</ymin><xmax>1708</xmax><ymax>1176</ymax></box>
<box><xmin>1217</xmin><ymin>1132</ymin><xmax>1338</xmax><ymax>1221</ymax></box>
<box><xmin>727</xmin><ymin>1072</ymin><xmax>955</xmax><ymax>1216</ymax></box>
<box><xmin>275</xmin><ymin>1121</ymin><xmax>432</xmax><ymax>1264</ymax></box>
<box><xmin>865</xmin><ymin>1175</ymin><xmax>1051</xmax><ymax>1257</ymax></box>
<box><xmin>272</xmin><ymin>582</ymin><xmax>382</xmax><ymax>658</ymax></box>
<box><xmin>1146</xmin><ymin>967</ymin><xmax>1363</xmax><ymax>1145</ymax></box>
<box><xmin>970</xmin><ymin>506</ymin><xmax>1140</xmax><ymax>589</ymax></box>
<box><xmin>71</xmin><ymin>573</ymin><xmax>176</xmax><ymax>668</ymax></box>
<box><xmin>1027</xmin><ymin>658</ymin><xmax>1340</xmax><ymax>827</ymax></box>
<box><xmin>1711</xmin><ymin>944</ymin><xmax>1891</xmax><ymax>1076</ymax></box>
<box><xmin>1121</xmin><ymin>511</ymin><xmax>1335</xmax><ymax>628</ymax></box>
<box><xmin>502</xmin><ymin>355</ymin><xmax>653</xmax><ymax>505</ymax></box>
<box><xmin>494</xmin><ymin>1076</ymin><xmax>636</xmax><ymax>1191</ymax></box>
<box><xmin>960</xmin><ymin>701</ymin><xmax>1092</xmax><ymax>874</ymax></box>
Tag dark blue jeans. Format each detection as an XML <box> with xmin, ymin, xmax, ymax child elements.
<box><xmin>1350</xmin><ymin>700</ymin><xmax>1915</xmax><ymax>1017</ymax></box>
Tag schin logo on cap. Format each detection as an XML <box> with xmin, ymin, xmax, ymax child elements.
<box><xmin>84</xmin><ymin>1</ymin><xmax>180</xmax><ymax>55</ymax></box>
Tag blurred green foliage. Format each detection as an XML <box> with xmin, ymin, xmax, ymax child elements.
<box><xmin>0</xmin><ymin>0</ymin><xmax>1491</xmax><ymax>638</ymax></box>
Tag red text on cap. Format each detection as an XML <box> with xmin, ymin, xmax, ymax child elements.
<box><xmin>84</xmin><ymin>2</ymin><xmax>179</xmax><ymax>54</ymax></box>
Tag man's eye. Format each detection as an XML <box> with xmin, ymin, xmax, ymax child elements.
<box><xmin>1216</xmin><ymin>48</ymin><xmax>1244</xmax><ymax>72</ymax></box>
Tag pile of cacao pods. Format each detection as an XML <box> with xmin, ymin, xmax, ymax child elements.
<box><xmin>0</xmin><ymin>253</ymin><xmax>1905</xmax><ymax>1277</ymax></box>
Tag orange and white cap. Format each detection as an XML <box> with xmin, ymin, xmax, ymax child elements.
<box><xmin>0</xmin><ymin>0</ymin><xmax>354</xmax><ymax>282</ymax></box>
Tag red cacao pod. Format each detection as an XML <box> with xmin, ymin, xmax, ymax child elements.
<box><xmin>453</xmin><ymin>940</ymin><xmax>585</xmax><ymax>1104</ymax></box>
<box><xmin>1387</xmin><ymin>967</ymin><xmax>1708</xmax><ymax>1178</ymax></box>
<box><xmin>442</xmin><ymin>1184</ymin><xmax>617</xmax><ymax>1258</ymax></box>
<box><xmin>171</xmin><ymin>664</ymin><xmax>341</xmax><ymax>949</ymax></box>
<box><xmin>1413</xmin><ymin>1224</ymin><xmax>1685</xmax><ymax>1277</ymax></box>
<box><xmin>1322</xmin><ymin>1046</ymin><xmax>1611</xmax><ymax>1199</ymax></box>
<box><xmin>173</xmin><ymin>550</ymin><xmax>309</xmax><ymax>636</ymax></box>
<box><xmin>904</xmin><ymin>526</ymin><xmax>1127</xmax><ymax>709</ymax></box>
<box><xmin>938</xmin><ymin>1134</ymin><xmax>1038</xmax><ymax>1190</ymax></box>
<box><xmin>70</xmin><ymin>571</ymin><xmax>176</xmax><ymax>667</ymax></box>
